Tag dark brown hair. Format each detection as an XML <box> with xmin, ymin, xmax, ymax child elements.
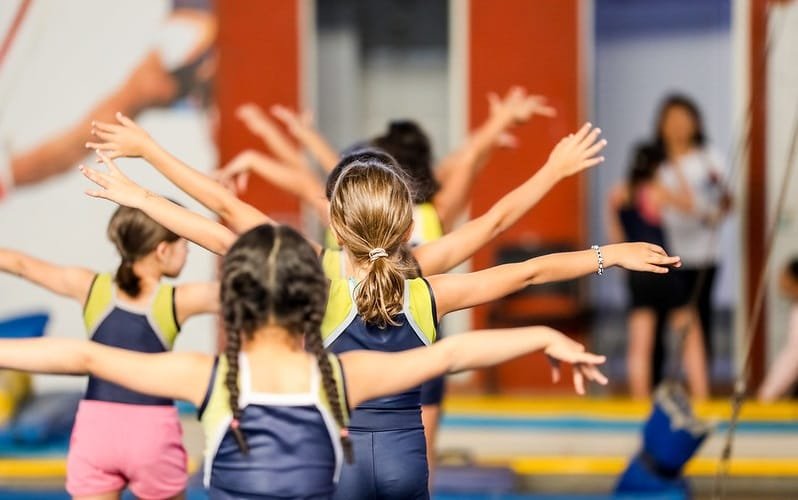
<box><xmin>220</xmin><ymin>224</ymin><xmax>352</xmax><ymax>461</ymax></box>
<box><xmin>107</xmin><ymin>206</ymin><xmax>180</xmax><ymax>297</ymax></box>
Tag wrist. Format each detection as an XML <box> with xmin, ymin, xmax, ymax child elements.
<box><xmin>542</xmin><ymin>327</ymin><xmax>562</xmax><ymax>349</ymax></box>
<box><xmin>598</xmin><ymin>244</ymin><xmax>620</xmax><ymax>268</ymax></box>
<box><xmin>540</xmin><ymin>161</ymin><xmax>565</xmax><ymax>182</ymax></box>
<box><xmin>131</xmin><ymin>188</ymin><xmax>155</xmax><ymax>209</ymax></box>
<box><xmin>140</xmin><ymin>140</ymin><xmax>160</xmax><ymax>162</ymax></box>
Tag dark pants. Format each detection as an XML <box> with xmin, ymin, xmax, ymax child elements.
<box><xmin>420</xmin><ymin>376</ymin><xmax>446</xmax><ymax>406</ymax></box>
<box><xmin>652</xmin><ymin>265</ymin><xmax>717</xmax><ymax>385</ymax></box>
<box><xmin>333</xmin><ymin>427</ymin><xmax>429</xmax><ymax>500</ymax></box>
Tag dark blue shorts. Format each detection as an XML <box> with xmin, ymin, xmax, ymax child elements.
<box><xmin>420</xmin><ymin>375</ymin><xmax>446</xmax><ymax>406</ymax></box>
<box><xmin>333</xmin><ymin>427</ymin><xmax>429</xmax><ymax>500</ymax></box>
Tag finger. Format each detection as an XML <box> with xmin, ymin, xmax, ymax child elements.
<box><xmin>496</xmin><ymin>132</ymin><xmax>518</xmax><ymax>149</ymax></box>
<box><xmin>572</xmin><ymin>352</ymin><xmax>607</xmax><ymax>366</ymax></box>
<box><xmin>79</xmin><ymin>165</ymin><xmax>110</xmax><ymax>188</ymax></box>
<box><xmin>487</xmin><ymin>92</ymin><xmax>501</xmax><ymax>112</ymax></box>
<box><xmin>91</xmin><ymin>121</ymin><xmax>122</xmax><ymax>134</ymax></box>
<box><xmin>85</xmin><ymin>141</ymin><xmax>117</xmax><ymax>151</ymax></box>
<box><xmin>579</xmin><ymin>157</ymin><xmax>605</xmax><ymax>171</ymax></box>
<box><xmin>572</xmin><ymin>122</ymin><xmax>593</xmax><ymax>143</ymax></box>
<box><xmin>645</xmin><ymin>264</ymin><xmax>670</xmax><ymax>274</ymax></box>
<box><xmin>270</xmin><ymin>104</ymin><xmax>292</xmax><ymax>122</ymax></box>
<box><xmin>583</xmin><ymin>365</ymin><xmax>609</xmax><ymax>385</ymax></box>
<box><xmin>95</xmin><ymin>151</ymin><xmax>121</xmax><ymax>174</ymax></box>
<box><xmin>582</xmin><ymin>137</ymin><xmax>608</xmax><ymax>158</ymax></box>
<box><xmin>92</xmin><ymin>129</ymin><xmax>117</xmax><ymax>142</ymax></box>
<box><xmin>647</xmin><ymin>244</ymin><xmax>667</xmax><ymax>256</ymax></box>
<box><xmin>652</xmin><ymin>254</ymin><xmax>681</xmax><ymax>266</ymax></box>
<box><xmin>577</xmin><ymin>127</ymin><xmax>602</xmax><ymax>151</ymax></box>
<box><xmin>237</xmin><ymin>171</ymin><xmax>250</xmax><ymax>193</ymax></box>
<box><xmin>506</xmin><ymin>86</ymin><xmax>525</xmax><ymax>102</ymax></box>
<box><xmin>547</xmin><ymin>355</ymin><xmax>561</xmax><ymax>383</ymax></box>
<box><xmin>534</xmin><ymin>105</ymin><xmax>557</xmax><ymax>117</ymax></box>
<box><xmin>572</xmin><ymin>367</ymin><xmax>585</xmax><ymax>395</ymax></box>
<box><xmin>84</xmin><ymin>189</ymin><xmax>110</xmax><ymax>200</ymax></box>
<box><xmin>236</xmin><ymin>103</ymin><xmax>261</xmax><ymax>121</ymax></box>
<box><xmin>115</xmin><ymin>112</ymin><xmax>137</xmax><ymax>128</ymax></box>
<box><xmin>550</xmin><ymin>365</ymin><xmax>561</xmax><ymax>383</ymax></box>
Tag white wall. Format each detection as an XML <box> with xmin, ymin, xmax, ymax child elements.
<box><xmin>591</xmin><ymin>19</ymin><xmax>735</xmax><ymax>309</ymax></box>
<box><xmin>0</xmin><ymin>0</ymin><xmax>217</xmax><ymax>392</ymax></box>
<box><xmin>765</xmin><ymin>3</ymin><xmax>798</xmax><ymax>364</ymax></box>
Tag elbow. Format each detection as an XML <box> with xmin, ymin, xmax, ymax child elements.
<box><xmin>76</xmin><ymin>343</ymin><xmax>95</xmax><ymax>375</ymax></box>
<box><xmin>439</xmin><ymin>337</ymin><xmax>461</xmax><ymax>373</ymax></box>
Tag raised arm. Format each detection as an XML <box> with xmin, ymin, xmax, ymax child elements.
<box><xmin>427</xmin><ymin>243</ymin><xmax>681</xmax><ymax>318</ymax></box>
<box><xmin>413</xmin><ymin>123</ymin><xmax>607</xmax><ymax>275</ymax></box>
<box><xmin>80</xmin><ymin>153</ymin><xmax>236</xmax><ymax>256</ymax></box>
<box><xmin>0</xmin><ymin>249</ymin><xmax>94</xmax><ymax>305</ymax></box>
<box><xmin>237</xmin><ymin>103</ymin><xmax>307</xmax><ymax>169</ymax></box>
<box><xmin>432</xmin><ymin>89</ymin><xmax>556</xmax><ymax>229</ymax></box>
<box><xmin>271</xmin><ymin>105</ymin><xmax>341</xmax><ymax>173</ymax></box>
<box><xmin>175</xmin><ymin>282</ymin><xmax>220</xmax><ymax>325</ymax></box>
<box><xmin>86</xmin><ymin>113</ymin><xmax>270</xmax><ymax>234</ymax></box>
<box><xmin>217</xmin><ymin>149</ymin><xmax>330</xmax><ymax>223</ymax></box>
<box><xmin>342</xmin><ymin>326</ymin><xmax>607</xmax><ymax>407</ymax></box>
<box><xmin>0</xmin><ymin>337</ymin><xmax>212</xmax><ymax>406</ymax></box>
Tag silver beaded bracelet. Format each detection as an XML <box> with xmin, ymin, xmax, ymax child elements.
<box><xmin>590</xmin><ymin>245</ymin><xmax>604</xmax><ymax>276</ymax></box>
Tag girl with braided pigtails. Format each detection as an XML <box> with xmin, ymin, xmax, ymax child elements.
<box><xmin>0</xmin><ymin>224</ymin><xmax>608</xmax><ymax>499</ymax></box>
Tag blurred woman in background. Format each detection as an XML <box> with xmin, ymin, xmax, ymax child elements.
<box><xmin>608</xmin><ymin>142</ymin><xmax>708</xmax><ymax>399</ymax></box>
<box><xmin>652</xmin><ymin>94</ymin><xmax>732</xmax><ymax>386</ymax></box>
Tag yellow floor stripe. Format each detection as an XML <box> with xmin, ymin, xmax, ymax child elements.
<box><xmin>443</xmin><ymin>396</ymin><xmax>798</xmax><ymax>421</ymax></box>
<box><xmin>0</xmin><ymin>459</ymin><xmax>65</xmax><ymax>478</ymax></box>
<box><xmin>0</xmin><ymin>457</ymin><xmax>200</xmax><ymax>479</ymax></box>
<box><xmin>477</xmin><ymin>456</ymin><xmax>798</xmax><ymax>477</ymax></box>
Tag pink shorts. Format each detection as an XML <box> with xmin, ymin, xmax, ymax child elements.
<box><xmin>66</xmin><ymin>400</ymin><xmax>188</xmax><ymax>499</ymax></box>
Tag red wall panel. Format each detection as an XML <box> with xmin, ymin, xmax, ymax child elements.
<box><xmin>216</xmin><ymin>0</ymin><xmax>302</xmax><ymax>225</ymax></box>
<box><xmin>468</xmin><ymin>0</ymin><xmax>585</xmax><ymax>391</ymax></box>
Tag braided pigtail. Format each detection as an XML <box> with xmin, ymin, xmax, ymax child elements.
<box><xmin>305</xmin><ymin>322</ymin><xmax>353</xmax><ymax>463</ymax></box>
<box><xmin>223</xmin><ymin>327</ymin><xmax>248</xmax><ymax>454</ymax></box>
<box><xmin>221</xmin><ymin>249</ymin><xmax>272</xmax><ymax>456</ymax></box>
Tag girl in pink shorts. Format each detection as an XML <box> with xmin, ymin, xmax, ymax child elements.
<box><xmin>0</xmin><ymin>205</ymin><xmax>218</xmax><ymax>499</ymax></box>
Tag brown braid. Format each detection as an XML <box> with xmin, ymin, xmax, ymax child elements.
<box><xmin>304</xmin><ymin>318</ymin><xmax>353</xmax><ymax>463</ymax></box>
<box><xmin>223</xmin><ymin>327</ymin><xmax>249</xmax><ymax>454</ymax></box>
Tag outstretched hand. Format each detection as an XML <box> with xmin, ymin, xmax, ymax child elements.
<box><xmin>489</xmin><ymin>87</ymin><xmax>557</xmax><ymax>125</ymax></box>
<box><xmin>236</xmin><ymin>103</ymin><xmax>276</xmax><ymax>137</ymax></box>
<box><xmin>544</xmin><ymin>333</ymin><xmax>608</xmax><ymax>395</ymax></box>
<box><xmin>79</xmin><ymin>151</ymin><xmax>148</xmax><ymax>208</ymax></box>
<box><xmin>605</xmin><ymin>242</ymin><xmax>682</xmax><ymax>274</ymax></box>
<box><xmin>86</xmin><ymin>112</ymin><xmax>153</xmax><ymax>159</ymax></box>
<box><xmin>270</xmin><ymin>104</ymin><xmax>314</xmax><ymax>136</ymax></box>
<box><xmin>546</xmin><ymin>123</ymin><xmax>607</xmax><ymax>178</ymax></box>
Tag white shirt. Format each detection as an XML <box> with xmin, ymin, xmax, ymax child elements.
<box><xmin>658</xmin><ymin>148</ymin><xmax>726</xmax><ymax>267</ymax></box>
